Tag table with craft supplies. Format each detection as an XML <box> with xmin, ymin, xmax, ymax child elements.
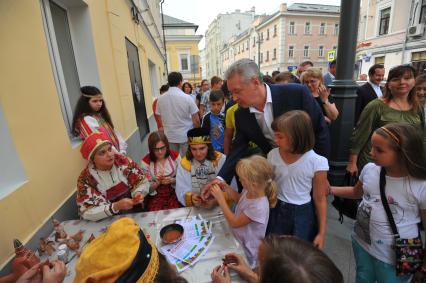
<box><xmin>46</xmin><ymin>207</ymin><xmax>246</xmax><ymax>283</ymax></box>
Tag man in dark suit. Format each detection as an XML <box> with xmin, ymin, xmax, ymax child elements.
<box><xmin>354</xmin><ymin>64</ymin><xmax>385</xmax><ymax>123</ymax></box>
<box><xmin>203</xmin><ymin>59</ymin><xmax>330</xmax><ymax>186</ymax></box>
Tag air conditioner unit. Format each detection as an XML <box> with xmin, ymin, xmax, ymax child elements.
<box><xmin>408</xmin><ymin>23</ymin><xmax>425</xmax><ymax>37</ymax></box>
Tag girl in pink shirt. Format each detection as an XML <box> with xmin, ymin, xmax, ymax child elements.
<box><xmin>210</xmin><ymin>155</ymin><xmax>277</xmax><ymax>268</ymax></box>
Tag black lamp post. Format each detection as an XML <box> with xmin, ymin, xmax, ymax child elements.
<box><xmin>328</xmin><ymin>0</ymin><xmax>361</xmax><ymax>185</ymax></box>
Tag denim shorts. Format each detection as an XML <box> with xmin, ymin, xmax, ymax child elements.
<box><xmin>266</xmin><ymin>199</ymin><xmax>317</xmax><ymax>241</ymax></box>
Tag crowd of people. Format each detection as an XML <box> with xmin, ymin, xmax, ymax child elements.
<box><xmin>16</xmin><ymin>58</ymin><xmax>426</xmax><ymax>283</ymax></box>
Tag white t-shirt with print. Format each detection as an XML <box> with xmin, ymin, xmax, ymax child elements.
<box><xmin>353</xmin><ymin>163</ymin><xmax>426</xmax><ymax>265</ymax></box>
<box><xmin>267</xmin><ymin>149</ymin><xmax>329</xmax><ymax>205</ymax></box>
<box><xmin>156</xmin><ymin>87</ymin><xmax>199</xmax><ymax>143</ymax></box>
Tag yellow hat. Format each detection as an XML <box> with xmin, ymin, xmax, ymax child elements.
<box><xmin>74</xmin><ymin>217</ymin><xmax>159</xmax><ymax>283</ymax></box>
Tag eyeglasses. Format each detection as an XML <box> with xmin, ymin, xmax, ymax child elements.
<box><xmin>153</xmin><ymin>146</ymin><xmax>167</xmax><ymax>152</ymax></box>
<box><xmin>416</xmin><ymin>86</ymin><xmax>426</xmax><ymax>92</ymax></box>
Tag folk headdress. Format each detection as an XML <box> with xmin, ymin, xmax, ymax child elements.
<box><xmin>80</xmin><ymin>132</ymin><xmax>112</xmax><ymax>160</ymax></box>
<box><xmin>187</xmin><ymin>128</ymin><xmax>211</xmax><ymax>145</ymax></box>
<box><xmin>74</xmin><ymin>217</ymin><xmax>159</xmax><ymax>283</ymax></box>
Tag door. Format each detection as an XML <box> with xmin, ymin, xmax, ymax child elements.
<box><xmin>126</xmin><ymin>38</ymin><xmax>149</xmax><ymax>141</ymax></box>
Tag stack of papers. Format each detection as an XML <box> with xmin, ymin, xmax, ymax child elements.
<box><xmin>160</xmin><ymin>216</ymin><xmax>215</xmax><ymax>272</ymax></box>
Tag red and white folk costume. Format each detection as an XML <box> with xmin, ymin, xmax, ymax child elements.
<box><xmin>76</xmin><ymin>114</ymin><xmax>127</xmax><ymax>154</ymax></box>
<box><xmin>76</xmin><ymin>133</ymin><xmax>149</xmax><ymax>221</ymax></box>
<box><xmin>140</xmin><ymin>150</ymin><xmax>181</xmax><ymax>211</ymax></box>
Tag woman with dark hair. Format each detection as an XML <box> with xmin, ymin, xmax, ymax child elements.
<box><xmin>72</xmin><ymin>86</ymin><xmax>127</xmax><ymax>154</ymax></box>
<box><xmin>211</xmin><ymin>235</ymin><xmax>343</xmax><ymax>283</ymax></box>
<box><xmin>347</xmin><ymin>64</ymin><xmax>426</xmax><ymax>175</ymax></box>
<box><xmin>175</xmin><ymin>128</ymin><xmax>226</xmax><ymax>209</ymax></box>
<box><xmin>141</xmin><ymin>131</ymin><xmax>181</xmax><ymax>211</ymax></box>
<box><xmin>416</xmin><ymin>74</ymin><xmax>426</xmax><ymax>120</ymax></box>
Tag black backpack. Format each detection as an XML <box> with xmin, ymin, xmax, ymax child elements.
<box><xmin>331</xmin><ymin>172</ymin><xmax>360</xmax><ymax>223</ymax></box>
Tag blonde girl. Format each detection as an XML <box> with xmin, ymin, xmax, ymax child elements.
<box><xmin>210</xmin><ymin>155</ymin><xmax>277</xmax><ymax>268</ymax></box>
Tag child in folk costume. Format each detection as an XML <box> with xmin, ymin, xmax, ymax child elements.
<box><xmin>175</xmin><ymin>128</ymin><xmax>226</xmax><ymax>209</ymax></box>
<box><xmin>72</xmin><ymin>86</ymin><xmax>127</xmax><ymax>154</ymax></box>
<box><xmin>76</xmin><ymin>133</ymin><xmax>149</xmax><ymax>221</ymax></box>
<box><xmin>141</xmin><ymin>131</ymin><xmax>181</xmax><ymax>211</ymax></box>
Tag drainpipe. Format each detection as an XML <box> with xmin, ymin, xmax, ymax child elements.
<box><xmin>401</xmin><ymin>0</ymin><xmax>416</xmax><ymax>64</ymax></box>
<box><xmin>160</xmin><ymin>0</ymin><xmax>168</xmax><ymax>76</ymax></box>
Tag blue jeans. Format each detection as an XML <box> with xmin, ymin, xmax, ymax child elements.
<box><xmin>266</xmin><ymin>199</ymin><xmax>317</xmax><ymax>241</ymax></box>
<box><xmin>352</xmin><ymin>238</ymin><xmax>411</xmax><ymax>283</ymax></box>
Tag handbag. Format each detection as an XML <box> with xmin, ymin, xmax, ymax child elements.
<box><xmin>332</xmin><ymin>172</ymin><xmax>360</xmax><ymax>223</ymax></box>
<box><xmin>379</xmin><ymin>167</ymin><xmax>424</xmax><ymax>277</ymax></box>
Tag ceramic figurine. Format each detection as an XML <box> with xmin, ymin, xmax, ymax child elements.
<box><xmin>0</xmin><ymin>239</ymin><xmax>40</xmax><ymax>283</ymax></box>
<box><xmin>52</xmin><ymin>219</ymin><xmax>67</xmax><ymax>242</ymax></box>
<box><xmin>38</xmin><ymin>238</ymin><xmax>56</xmax><ymax>256</ymax></box>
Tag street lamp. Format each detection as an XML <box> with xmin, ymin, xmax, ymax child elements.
<box><xmin>328</xmin><ymin>0</ymin><xmax>361</xmax><ymax>185</ymax></box>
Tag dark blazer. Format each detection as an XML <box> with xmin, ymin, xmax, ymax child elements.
<box><xmin>355</xmin><ymin>82</ymin><xmax>383</xmax><ymax>124</ymax></box>
<box><xmin>218</xmin><ymin>83</ymin><xmax>331</xmax><ymax>183</ymax></box>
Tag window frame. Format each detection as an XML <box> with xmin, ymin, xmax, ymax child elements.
<box><xmin>379</xmin><ymin>7</ymin><xmax>391</xmax><ymax>35</ymax></box>
<box><xmin>303</xmin><ymin>45</ymin><xmax>309</xmax><ymax>58</ymax></box>
<box><xmin>304</xmin><ymin>22</ymin><xmax>311</xmax><ymax>35</ymax></box>
<box><xmin>320</xmin><ymin>23</ymin><xmax>326</xmax><ymax>35</ymax></box>
<box><xmin>333</xmin><ymin>23</ymin><xmax>339</xmax><ymax>36</ymax></box>
<box><xmin>288</xmin><ymin>45</ymin><xmax>294</xmax><ymax>58</ymax></box>
<box><xmin>289</xmin><ymin>21</ymin><xmax>295</xmax><ymax>35</ymax></box>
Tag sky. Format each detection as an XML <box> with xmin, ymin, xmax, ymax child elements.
<box><xmin>162</xmin><ymin>0</ymin><xmax>341</xmax><ymax>49</ymax></box>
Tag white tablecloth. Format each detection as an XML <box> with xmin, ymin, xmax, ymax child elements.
<box><xmin>49</xmin><ymin>207</ymin><xmax>246</xmax><ymax>282</ymax></box>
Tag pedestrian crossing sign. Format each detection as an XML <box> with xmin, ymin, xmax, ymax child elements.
<box><xmin>327</xmin><ymin>50</ymin><xmax>336</xmax><ymax>62</ymax></box>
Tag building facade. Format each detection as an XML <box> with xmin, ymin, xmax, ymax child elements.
<box><xmin>163</xmin><ymin>14</ymin><xmax>203</xmax><ymax>86</ymax></box>
<box><xmin>219</xmin><ymin>3</ymin><xmax>340</xmax><ymax>77</ymax></box>
<box><xmin>356</xmin><ymin>0</ymin><xmax>426</xmax><ymax>77</ymax></box>
<box><xmin>0</xmin><ymin>0</ymin><xmax>165</xmax><ymax>269</ymax></box>
<box><xmin>205</xmin><ymin>8</ymin><xmax>256</xmax><ymax>79</ymax></box>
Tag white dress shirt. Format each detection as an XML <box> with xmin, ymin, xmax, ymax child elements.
<box><xmin>249</xmin><ymin>84</ymin><xmax>275</xmax><ymax>145</ymax></box>
<box><xmin>368</xmin><ymin>81</ymin><xmax>383</xmax><ymax>98</ymax></box>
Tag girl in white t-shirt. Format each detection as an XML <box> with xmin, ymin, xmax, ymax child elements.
<box><xmin>331</xmin><ymin>123</ymin><xmax>426</xmax><ymax>283</ymax></box>
<box><xmin>210</xmin><ymin>155</ymin><xmax>278</xmax><ymax>268</ymax></box>
<box><xmin>267</xmin><ymin>110</ymin><xmax>329</xmax><ymax>249</ymax></box>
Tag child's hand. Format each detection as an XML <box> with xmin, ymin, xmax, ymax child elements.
<box><xmin>192</xmin><ymin>193</ymin><xmax>202</xmax><ymax>207</ymax></box>
<box><xmin>313</xmin><ymin>233</ymin><xmax>325</xmax><ymax>250</ymax></box>
<box><xmin>210</xmin><ymin>184</ymin><xmax>225</xmax><ymax>204</ymax></box>
<box><xmin>201</xmin><ymin>179</ymin><xmax>223</xmax><ymax>200</ymax></box>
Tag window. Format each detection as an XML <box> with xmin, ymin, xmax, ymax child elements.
<box><xmin>266</xmin><ymin>29</ymin><xmax>270</xmax><ymax>40</ymax></box>
<box><xmin>289</xmin><ymin>22</ymin><xmax>295</xmax><ymax>35</ymax></box>
<box><xmin>304</xmin><ymin>45</ymin><xmax>309</xmax><ymax>58</ymax></box>
<box><xmin>0</xmin><ymin>106</ymin><xmax>28</xmax><ymax>199</ymax></box>
<box><xmin>246</xmin><ymin>39</ymin><xmax>249</xmax><ymax>50</ymax></box>
<box><xmin>266</xmin><ymin>51</ymin><xmax>269</xmax><ymax>62</ymax></box>
<box><xmin>274</xmin><ymin>25</ymin><xmax>277</xmax><ymax>36</ymax></box>
<box><xmin>41</xmin><ymin>0</ymin><xmax>100</xmax><ymax>139</ymax></box>
<box><xmin>319</xmin><ymin>45</ymin><xmax>324</xmax><ymax>57</ymax></box>
<box><xmin>379</xmin><ymin>7</ymin><xmax>391</xmax><ymax>35</ymax></box>
<box><xmin>320</xmin><ymin>23</ymin><xmax>326</xmax><ymax>35</ymax></box>
<box><xmin>261</xmin><ymin>32</ymin><xmax>264</xmax><ymax>41</ymax></box>
<box><xmin>305</xmin><ymin>22</ymin><xmax>311</xmax><ymax>35</ymax></box>
<box><xmin>253</xmin><ymin>37</ymin><xmax>256</xmax><ymax>47</ymax></box>
<box><xmin>179</xmin><ymin>53</ymin><xmax>189</xmax><ymax>71</ymax></box>
<box><xmin>334</xmin><ymin>23</ymin><xmax>339</xmax><ymax>36</ymax></box>
<box><xmin>273</xmin><ymin>48</ymin><xmax>277</xmax><ymax>60</ymax></box>
<box><xmin>421</xmin><ymin>0</ymin><xmax>426</xmax><ymax>23</ymax></box>
<box><xmin>260</xmin><ymin>53</ymin><xmax>263</xmax><ymax>63</ymax></box>
<box><xmin>375</xmin><ymin>56</ymin><xmax>385</xmax><ymax>64</ymax></box>
<box><xmin>288</xmin><ymin>46</ymin><xmax>294</xmax><ymax>58</ymax></box>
